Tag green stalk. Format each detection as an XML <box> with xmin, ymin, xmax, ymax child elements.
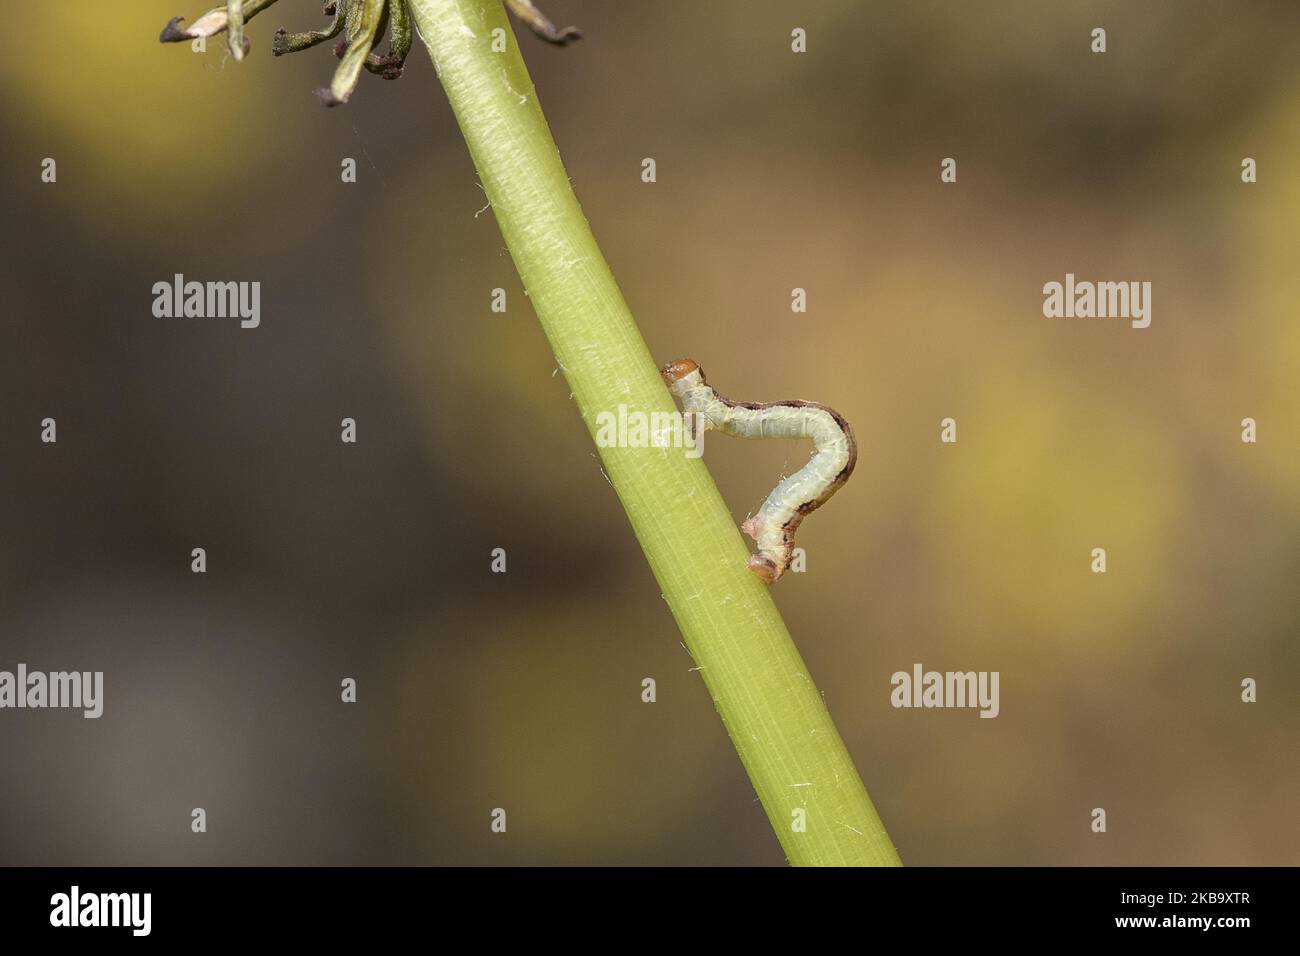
<box><xmin>409</xmin><ymin>0</ymin><xmax>901</xmax><ymax>866</ymax></box>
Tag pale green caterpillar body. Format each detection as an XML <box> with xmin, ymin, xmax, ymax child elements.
<box><xmin>661</xmin><ymin>359</ymin><xmax>858</xmax><ymax>584</ymax></box>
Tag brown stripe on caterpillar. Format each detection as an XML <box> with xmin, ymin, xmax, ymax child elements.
<box><xmin>661</xmin><ymin>359</ymin><xmax>857</xmax><ymax>583</ymax></box>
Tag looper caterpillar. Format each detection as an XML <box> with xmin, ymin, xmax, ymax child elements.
<box><xmin>661</xmin><ymin>359</ymin><xmax>858</xmax><ymax>584</ymax></box>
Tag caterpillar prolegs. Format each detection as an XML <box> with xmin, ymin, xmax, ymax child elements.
<box><xmin>661</xmin><ymin>359</ymin><xmax>858</xmax><ymax>584</ymax></box>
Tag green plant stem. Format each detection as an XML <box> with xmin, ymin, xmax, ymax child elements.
<box><xmin>409</xmin><ymin>0</ymin><xmax>901</xmax><ymax>866</ymax></box>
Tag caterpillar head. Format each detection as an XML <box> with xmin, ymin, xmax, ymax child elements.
<box><xmin>661</xmin><ymin>358</ymin><xmax>705</xmax><ymax>400</ymax></box>
<box><xmin>660</xmin><ymin>358</ymin><xmax>700</xmax><ymax>383</ymax></box>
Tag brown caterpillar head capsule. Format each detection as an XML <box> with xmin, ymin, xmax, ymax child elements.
<box><xmin>660</xmin><ymin>358</ymin><xmax>701</xmax><ymax>384</ymax></box>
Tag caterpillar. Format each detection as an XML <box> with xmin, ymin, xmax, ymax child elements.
<box><xmin>661</xmin><ymin>359</ymin><xmax>858</xmax><ymax>584</ymax></box>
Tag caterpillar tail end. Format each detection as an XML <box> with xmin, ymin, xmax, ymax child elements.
<box><xmin>747</xmin><ymin>553</ymin><xmax>782</xmax><ymax>584</ymax></box>
<box><xmin>741</xmin><ymin>516</ymin><xmax>785</xmax><ymax>583</ymax></box>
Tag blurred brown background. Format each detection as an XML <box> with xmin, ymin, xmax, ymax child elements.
<box><xmin>1</xmin><ymin>1</ymin><xmax>1297</xmax><ymax>865</ymax></box>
